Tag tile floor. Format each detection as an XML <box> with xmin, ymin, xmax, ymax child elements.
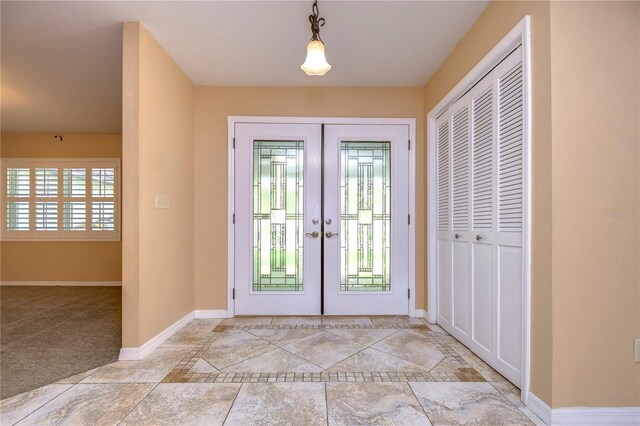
<box><xmin>0</xmin><ymin>316</ymin><xmax>544</xmax><ymax>425</ymax></box>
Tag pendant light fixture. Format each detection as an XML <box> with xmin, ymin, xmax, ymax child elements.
<box><xmin>301</xmin><ymin>0</ymin><xmax>331</xmax><ymax>76</ymax></box>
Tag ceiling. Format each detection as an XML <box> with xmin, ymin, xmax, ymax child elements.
<box><xmin>1</xmin><ymin>1</ymin><xmax>488</xmax><ymax>133</ymax></box>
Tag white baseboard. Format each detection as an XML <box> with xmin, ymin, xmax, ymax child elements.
<box><xmin>194</xmin><ymin>310</ymin><xmax>228</xmax><ymax>319</ymax></box>
<box><xmin>525</xmin><ymin>392</ymin><xmax>552</xmax><ymax>425</ymax></box>
<box><xmin>552</xmin><ymin>407</ymin><xmax>640</xmax><ymax>425</ymax></box>
<box><xmin>119</xmin><ymin>311</ymin><xmax>195</xmax><ymax>360</ymax></box>
<box><xmin>1</xmin><ymin>281</ymin><xmax>122</xmax><ymax>286</ymax></box>
<box><xmin>415</xmin><ymin>309</ymin><xmax>426</xmax><ymax>318</ymax></box>
<box><xmin>525</xmin><ymin>392</ymin><xmax>639</xmax><ymax>425</ymax></box>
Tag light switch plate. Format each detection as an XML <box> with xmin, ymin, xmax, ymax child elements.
<box><xmin>155</xmin><ymin>194</ymin><xmax>170</xmax><ymax>209</ymax></box>
<box><xmin>635</xmin><ymin>339</ymin><xmax>640</xmax><ymax>363</ymax></box>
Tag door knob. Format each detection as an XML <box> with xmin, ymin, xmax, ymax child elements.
<box><xmin>325</xmin><ymin>218</ymin><xmax>332</xmax><ymax>225</ymax></box>
<box><xmin>455</xmin><ymin>233</ymin><xmax>460</xmax><ymax>239</ymax></box>
<box><xmin>305</xmin><ymin>231</ymin><xmax>320</xmax><ymax>238</ymax></box>
<box><xmin>325</xmin><ymin>231</ymin><xmax>339</xmax><ymax>239</ymax></box>
<box><xmin>312</xmin><ymin>218</ymin><xmax>319</xmax><ymax>225</ymax></box>
<box><xmin>476</xmin><ymin>235</ymin><xmax>482</xmax><ymax>241</ymax></box>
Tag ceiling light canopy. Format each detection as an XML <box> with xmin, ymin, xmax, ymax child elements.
<box><xmin>301</xmin><ymin>0</ymin><xmax>331</xmax><ymax>76</ymax></box>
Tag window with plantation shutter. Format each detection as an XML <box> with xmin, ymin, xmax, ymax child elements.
<box><xmin>437</xmin><ymin>120</ymin><xmax>450</xmax><ymax>231</ymax></box>
<box><xmin>497</xmin><ymin>63</ymin><xmax>524</xmax><ymax>233</ymax></box>
<box><xmin>2</xmin><ymin>158</ymin><xmax>120</xmax><ymax>240</ymax></box>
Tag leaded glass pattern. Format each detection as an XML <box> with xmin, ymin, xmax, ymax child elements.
<box><xmin>340</xmin><ymin>141</ymin><xmax>391</xmax><ymax>292</ymax></box>
<box><xmin>253</xmin><ymin>141</ymin><xmax>304</xmax><ymax>292</ymax></box>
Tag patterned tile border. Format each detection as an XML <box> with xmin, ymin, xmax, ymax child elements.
<box><xmin>160</xmin><ymin>322</ymin><xmax>492</xmax><ymax>385</ymax></box>
<box><xmin>213</xmin><ymin>324</ymin><xmax>431</xmax><ymax>331</ymax></box>
<box><xmin>162</xmin><ymin>370</ymin><xmax>485</xmax><ymax>384</ymax></box>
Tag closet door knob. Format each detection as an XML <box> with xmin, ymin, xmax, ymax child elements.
<box><xmin>476</xmin><ymin>235</ymin><xmax>482</xmax><ymax>241</ymax></box>
<box><xmin>305</xmin><ymin>231</ymin><xmax>320</xmax><ymax>238</ymax></box>
<box><xmin>454</xmin><ymin>233</ymin><xmax>460</xmax><ymax>239</ymax></box>
<box><xmin>325</xmin><ymin>231</ymin><xmax>339</xmax><ymax>239</ymax></box>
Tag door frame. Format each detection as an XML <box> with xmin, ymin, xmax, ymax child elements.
<box><xmin>427</xmin><ymin>17</ymin><xmax>531</xmax><ymax>402</ymax></box>
<box><xmin>228</xmin><ymin>116</ymin><xmax>417</xmax><ymax>319</ymax></box>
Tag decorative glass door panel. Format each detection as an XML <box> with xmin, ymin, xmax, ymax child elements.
<box><xmin>253</xmin><ymin>141</ymin><xmax>304</xmax><ymax>292</ymax></box>
<box><xmin>235</xmin><ymin>124</ymin><xmax>322</xmax><ymax>315</ymax></box>
<box><xmin>340</xmin><ymin>142</ymin><xmax>391</xmax><ymax>292</ymax></box>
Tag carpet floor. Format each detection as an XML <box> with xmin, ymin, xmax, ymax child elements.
<box><xmin>1</xmin><ymin>286</ymin><xmax>121</xmax><ymax>400</ymax></box>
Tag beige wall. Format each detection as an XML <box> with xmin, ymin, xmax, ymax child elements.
<box><xmin>193</xmin><ymin>87</ymin><xmax>426</xmax><ymax>311</ymax></box>
<box><xmin>550</xmin><ymin>1</ymin><xmax>640</xmax><ymax>407</ymax></box>
<box><xmin>122</xmin><ymin>22</ymin><xmax>195</xmax><ymax>347</ymax></box>
<box><xmin>423</xmin><ymin>1</ymin><xmax>553</xmax><ymax>404</ymax></box>
<box><xmin>1</xmin><ymin>134</ymin><xmax>122</xmax><ymax>282</ymax></box>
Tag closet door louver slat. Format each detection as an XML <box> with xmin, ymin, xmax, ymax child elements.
<box><xmin>437</xmin><ymin>122</ymin><xmax>450</xmax><ymax>231</ymax></box>
<box><xmin>452</xmin><ymin>108</ymin><xmax>469</xmax><ymax>232</ymax></box>
<box><xmin>472</xmin><ymin>88</ymin><xmax>493</xmax><ymax>230</ymax></box>
<box><xmin>498</xmin><ymin>63</ymin><xmax>524</xmax><ymax>233</ymax></box>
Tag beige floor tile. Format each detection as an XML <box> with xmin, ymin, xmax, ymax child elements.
<box><xmin>409</xmin><ymin>382</ymin><xmax>533</xmax><ymax>425</ymax></box>
<box><xmin>188</xmin><ymin>318</ymin><xmax>223</xmax><ymax>327</ymax></box>
<box><xmin>224</xmin><ymin>382</ymin><xmax>327</xmax><ymax>426</ymax></box>
<box><xmin>270</xmin><ymin>316</ymin><xmax>322</xmax><ymax>325</ymax></box>
<box><xmin>120</xmin><ymin>383</ymin><xmax>240</xmax><ymax>426</ymax></box>
<box><xmin>201</xmin><ymin>331</ymin><xmax>276</xmax><ymax>369</ymax></box>
<box><xmin>322</xmin><ymin>316</ymin><xmax>373</xmax><ymax>325</ymax></box>
<box><xmin>327</xmin><ymin>382</ymin><xmax>431</xmax><ymax>425</ymax></box>
<box><xmin>369</xmin><ymin>315</ymin><xmax>424</xmax><ymax>326</ymax></box>
<box><xmin>325</xmin><ymin>328</ymin><xmax>398</xmax><ymax>346</ymax></box>
<box><xmin>491</xmin><ymin>380</ymin><xmax>523</xmax><ymax>406</ymax></box>
<box><xmin>371</xmin><ymin>330</ymin><xmax>445</xmax><ymax>370</ymax></box>
<box><xmin>282</xmin><ymin>331</ymin><xmax>368</xmax><ymax>369</ymax></box>
<box><xmin>16</xmin><ymin>384</ymin><xmax>154</xmax><ymax>426</ymax></box>
<box><xmin>0</xmin><ymin>384</ymin><xmax>72</xmax><ymax>426</ymax></box>
<box><xmin>220</xmin><ymin>317</ymin><xmax>273</xmax><ymax>326</ymax></box>
<box><xmin>82</xmin><ymin>348</ymin><xmax>190</xmax><ymax>383</ymax></box>
<box><xmin>328</xmin><ymin>348</ymin><xmax>433</xmax><ymax>373</ymax></box>
<box><xmin>190</xmin><ymin>358</ymin><xmax>218</xmax><ymax>374</ymax></box>
<box><xmin>160</xmin><ymin>325</ymin><xmax>213</xmax><ymax>348</ymax></box>
<box><xmin>222</xmin><ymin>348</ymin><xmax>323</xmax><ymax>373</ymax></box>
<box><xmin>246</xmin><ymin>328</ymin><xmax>320</xmax><ymax>346</ymax></box>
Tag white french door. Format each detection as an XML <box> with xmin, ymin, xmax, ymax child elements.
<box><xmin>234</xmin><ymin>122</ymin><xmax>410</xmax><ymax>316</ymax></box>
<box><xmin>323</xmin><ymin>125</ymin><xmax>409</xmax><ymax>315</ymax></box>
<box><xmin>234</xmin><ymin>123</ymin><xmax>322</xmax><ymax>315</ymax></box>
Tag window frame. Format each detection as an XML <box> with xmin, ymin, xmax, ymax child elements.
<box><xmin>1</xmin><ymin>158</ymin><xmax>121</xmax><ymax>241</ymax></box>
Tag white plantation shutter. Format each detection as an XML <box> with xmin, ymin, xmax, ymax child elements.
<box><xmin>452</xmin><ymin>106</ymin><xmax>470</xmax><ymax>231</ymax></box>
<box><xmin>437</xmin><ymin>120</ymin><xmax>450</xmax><ymax>231</ymax></box>
<box><xmin>472</xmin><ymin>88</ymin><xmax>494</xmax><ymax>230</ymax></box>
<box><xmin>497</xmin><ymin>62</ymin><xmax>524</xmax><ymax>233</ymax></box>
<box><xmin>2</xmin><ymin>159</ymin><xmax>120</xmax><ymax>240</ymax></box>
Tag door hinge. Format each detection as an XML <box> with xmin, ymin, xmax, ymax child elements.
<box><xmin>232</xmin><ymin>213</ymin><xmax>235</xmax><ymax>224</ymax></box>
<box><xmin>233</xmin><ymin>138</ymin><xmax>236</xmax><ymax>149</ymax></box>
<box><xmin>408</xmin><ymin>288</ymin><xmax>411</xmax><ymax>299</ymax></box>
<box><xmin>408</xmin><ymin>214</ymin><xmax>411</xmax><ymax>225</ymax></box>
<box><xmin>232</xmin><ymin>288</ymin><xmax>235</xmax><ymax>300</ymax></box>
<box><xmin>408</xmin><ymin>139</ymin><xmax>411</xmax><ymax>150</ymax></box>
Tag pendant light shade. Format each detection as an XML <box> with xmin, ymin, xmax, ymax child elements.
<box><xmin>301</xmin><ymin>39</ymin><xmax>331</xmax><ymax>76</ymax></box>
<box><xmin>301</xmin><ymin>1</ymin><xmax>331</xmax><ymax>76</ymax></box>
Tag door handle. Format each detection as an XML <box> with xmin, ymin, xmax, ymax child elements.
<box><xmin>325</xmin><ymin>231</ymin><xmax>339</xmax><ymax>239</ymax></box>
<box><xmin>476</xmin><ymin>234</ymin><xmax>483</xmax><ymax>241</ymax></box>
<box><xmin>454</xmin><ymin>233</ymin><xmax>461</xmax><ymax>239</ymax></box>
<box><xmin>305</xmin><ymin>231</ymin><xmax>320</xmax><ymax>238</ymax></box>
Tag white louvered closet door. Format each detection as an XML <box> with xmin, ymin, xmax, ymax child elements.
<box><xmin>494</xmin><ymin>47</ymin><xmax>524</xmax><ymax>385</ymax></box>
<box><xmin>469</xmin><ymin>75</ymin><xmax>495</xmax><ymax>363</ymax></box>
<box><xmin>435</xmin><ymin>45</ymin><xmax>525</xmax><ymax>388</ymax></box>
<box><xmin>436</xmin><ymin>113</ymin><xmax>452</xmax><ymax>329</ymax></box>
<box><xmin>450</xmin><ymin>96</ymin><xmax>471</xmax><ymax>342</ymax></box>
